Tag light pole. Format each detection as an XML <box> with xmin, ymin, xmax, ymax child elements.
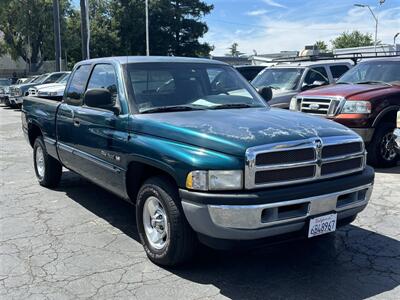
<box><xmin>80</xmin><ymin>0</ymin><xmax>90</xmax><ymax>60</ymax></box>
<box><xmin>394</xmin><ymin>33</ymin><xmax>400</xmax><ymax>45</ymax></box>
<box><xmin>354</xmin><ymin>4</ymin><xmax>378</xmax><ymax>53</ymax></box>
<box><xmin>53</xmin><ymin>0</ymin><xmax>62</xmax><ymax>71</ymax></box>
<box><xmin>145</xmin><ymin>0</ymin><xmax>149</xmax><ymax>56</ymax></box>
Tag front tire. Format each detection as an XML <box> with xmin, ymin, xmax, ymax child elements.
<box><xmin>33</xmin><ymin>137</ymin><xmax>62</xmax><ymax>188</ymax></box>
<box><xmin>136</xmin><ymin>176</ymin><xmax>196</xmax><ymax>266</ymax></box>
<box><xmin>367</xmin><ymin>123</ymin><xmax>399</xmax><ymax>168</ymax></box>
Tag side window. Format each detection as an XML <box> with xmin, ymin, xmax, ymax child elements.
<box><xmin>304</xmin><ymin>67</ymin><xmax>329</xmax><ymax>85</ymax></box>
<box><xmin>86</xmin><ymin>64</ymin><xmax>118</xmax><ymax>104</ymax></box>
<box><xmin>330</xmin><ymin>65</ymin><xmax>350</xmax><ymax>81</ymax></box>
<box><xmin>65</xmin><ymin>65</ymin><xmax>91</xmax><ymax>106</ymax></box>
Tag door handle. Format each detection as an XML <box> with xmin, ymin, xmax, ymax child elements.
<box><xmin>73</xmin><ymin>119</ymin><xmax>80</xmax><ymax>127</ymax></box>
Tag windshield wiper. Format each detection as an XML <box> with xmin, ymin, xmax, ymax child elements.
<box><xmin>141</xmin><ymin>105</ymin><xmax>204</xmax><ymax>114</ymax></box>
<box><xmin>211</xmin><ymin>103</ymin><xmax>257</xmax><ymax>110</ymax></box>
<box><xmin>336</xmin><ymin>81</ymin><xmax>352</xmax><ymax>84</ymax></box>
<box><xmin>356</xmin><ymin>80</ymin><xmax>392</xmax><ymax>86</ymax></box>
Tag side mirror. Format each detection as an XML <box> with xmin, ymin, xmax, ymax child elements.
<box><xmin>84</xmin><ymin>88</ymin><xmax>117</xmax><ymax>112</ymax></box>
<box><xmin>257</xmin><ymin>86</ymin><xmax>273</xmax><ymax>102</ymax></box>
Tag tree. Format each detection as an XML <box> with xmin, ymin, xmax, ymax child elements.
<box><xmin>226</xmin><ymin>42</ymin><xmax>244</xmax><ymax>57</ymax></box>
<box><xmin>114</xmin><ymin>0</ymin><xmax>214</xmax><ymax>57</ymax></box>
<box><xmin>314</xmin><ymin>40</ymin><xmax>328</xmax><ymax>51</ymax></box>
<box><xmin>331</xmin><ymin>31</ymin><xmax>374</xmax><ymax>49</ymax></box>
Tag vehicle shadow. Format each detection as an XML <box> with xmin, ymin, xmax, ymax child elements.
<box><xmin>374</xmin><ymin>164</ymin><xmax>400</xmax><ymax>174</ymax></box>
<box><xmin>59</xmin><ymin>170</ymin><xmax>399</xmax><ymax>300</ymax></box>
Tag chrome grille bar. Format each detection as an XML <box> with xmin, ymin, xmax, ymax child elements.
<box><xmin>245</xmin><ymin>136</ymin><xmax>365</xmax><ymax>189</ymax></box>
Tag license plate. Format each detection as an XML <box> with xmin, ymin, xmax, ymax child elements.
<box><xmin>308</xmin><ymin>213</ymin><xmax>337</xmax><ymax>238</ymax></box>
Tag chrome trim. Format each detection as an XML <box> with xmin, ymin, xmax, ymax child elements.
<box><xmin>297</xmin><ymin>95</ymin><xmax>345</xmax><ymax>117</ymax></box>
<box><xmin>208</xmin><ymin>184</ymin><xmax>372</xmax><ymax>230</ymax></box>
<box><xmin>245</xmin><ymin>136</ymin><xmax>365</xmax><ymax>189</ymax></box>
<box><xmin>57</xmin><ymin>142</ymin><xmax>125</xmax><ymax>174</ymax></box>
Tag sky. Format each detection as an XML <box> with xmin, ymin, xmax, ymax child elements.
<box><xmin>72</xmin><ymin>0</ymin><xmax>400</xmax><ymax>56</ymax></box>
<box><xmin>203</xmin><ymin>0</ymin><xmax>400</xmax><ymax>55</ymax></box>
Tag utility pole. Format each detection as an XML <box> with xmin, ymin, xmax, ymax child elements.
<box><xmin>354</xmin><ymin>4</ymin><xmax>378</xmax><ymax>53</ymax></box>
<box><xmin>53</xmin><ymin>0</ymin><xmax>62</xmax><ymax>71</ymax></box>
<box><xmin>145</xmin><ymin>0</ymin><xmax>149</xmax><ymax>56</ymax></box>
<box><xmin>80</xmin><ymin>0</ymin><xmax>90</xmax><ymax>60</ymax></box>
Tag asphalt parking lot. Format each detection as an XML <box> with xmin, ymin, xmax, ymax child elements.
<box><xmin>1</xmin><ymin>105</ymin><xmax>399</xmax><ymax>300</ymax></box>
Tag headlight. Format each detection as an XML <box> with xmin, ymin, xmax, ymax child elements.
<box><xmin>396</xmin><ymin>111</ymin><xmax>400</xmax><ymax>128</ymax></box>
<box><xmin>16</xmin><ymin>88</ymin><xmax>22</xmax><ymax>96</ymax></box>
<box><xmin>49</xmin><ymin>92</ymin><xmax>59</xmax><ymax>96</ymax></box>
<box><xmin>38</xmin><ymin>91</ymin><xmax>49</xmax><ymax>96</ymax></box>
<box><xmin>341</xmin><ymin>101</ymin><xmax>371</xmax><ymax>114</ymax></box>
<box><xmin>289</xmin><ymin>96</ymin><xmax>300</xmax><ymax>111</ymax></box>
<box><xmin>186</xmin><ymin>170</ymin><xmax>243</xmax><ymax>191</ymax></box>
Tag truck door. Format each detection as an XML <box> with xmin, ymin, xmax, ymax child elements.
<box><xmin>68</xmin><ymin>63</ymin><xmax>128</xmax><ymax>197</ymax></box>
<box><xmin>57</xmin><ymin>64</ymin><xmax>92</xmax><ymax>171</ymax></box>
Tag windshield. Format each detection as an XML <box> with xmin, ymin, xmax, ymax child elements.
<box><xmin>32</xmin><ymin>74</ymin><xmax>48</xmax><ymax>83</ymax></box>
<box><xmin>338</xmin><ymin>61</ymin><xmax>400</xmax><ymax>84</ymax></box>
<box><xmin>56</xmin><ymin>73</ymin><xmax>70</xmax><ymax>84</ymax></box>
<box><xmin>251</xmin><ymin>68</ymin><xmax>304</xmax><ymax>90</ymax></box>
<box><xmin>0</xmin><ymin>79</ymin><xmax>10</xmax><ymax>86</ymax></box>
<box><xmin>127</xmin><ymin>63</ymin><xmax>266</xmax><ymax>113</ymax></box>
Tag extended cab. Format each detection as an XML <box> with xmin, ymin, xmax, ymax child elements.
<box><xmin>290</xmin><ymin>57</ymin><xmax>400</xmax><ymax>167</ymax></box>
<box><xmin>22</xmin><ymin>57</ymin><xmax>374</xmax><ymax>266</ymax></box>
<box><xmin>252</xmin><ymin>61</ymin><xmax>352</xmax><ymax>108</ymax></box>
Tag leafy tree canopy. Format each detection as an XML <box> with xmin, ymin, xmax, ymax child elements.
<box><xmin>331</xmin><ymin>30</ymin><xmax>374</xmax><ymax>49</ymax></box>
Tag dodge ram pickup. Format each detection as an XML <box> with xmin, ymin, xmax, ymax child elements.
<box><xmin>22</xmin><ymin>56</ymin><xmax>374</xmax><ymax>266</ymax></box>
<box><xmin>290</xmin><ymin>57</ymin><xmax>400</xmax><ymax>168</ymax></box>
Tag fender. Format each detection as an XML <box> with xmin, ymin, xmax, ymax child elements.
<box><xmin>372</xmin><ymin>105</ymin><xmax>400</xmax><ymax>127</ymax></box>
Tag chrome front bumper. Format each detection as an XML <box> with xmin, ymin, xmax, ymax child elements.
<box><xmin>182</xmin><ymin>184</ymin><xmax>373</xmax><ymax>240</ymax></box>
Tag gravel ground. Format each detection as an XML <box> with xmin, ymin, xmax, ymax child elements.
<box><xmin>1</xmin><ymin>105</ymin><xmax>399</xmax><ymax>300</ymax></box>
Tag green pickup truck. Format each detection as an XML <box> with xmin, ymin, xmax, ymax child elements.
<box><xmin>22</xmin><ymin>57</ymin><xmax>374</xmax><ymax>266</ymax></box>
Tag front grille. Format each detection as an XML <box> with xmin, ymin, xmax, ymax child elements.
<box><xmin>321</xmin><ymin>157</ymin><xmax>363</xmax><ymax>176</ymax></box>
<box><xmin>245</xmin><ymin>136</ymin><xmax>365</xmax><ymax>189</ymax></box>
<box><xmin>322</xmin><ymin>142</ymin><xmax>362</xmax><ymax>158</ymax></box>
<box><xmin>255</xmin><ymin>166</ymin><xmax>315</xmax><ymax>184</ymax></box>
<box><xmin>299</xmin><ymin>96</ymin><xmax>343</xmax><ymax>116</ymax></box>
<box><xmin>256</xmin><ymin>148</ymin><xmax>315</xmax><ymax>165</ymax></box>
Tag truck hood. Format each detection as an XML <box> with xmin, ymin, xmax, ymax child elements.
<box><xmin>34</xmin><ymin>83</ymin><xmax>63</xmax><ymax>90</ymax></box>
<box><xmin>299</xmin><ymin>84</ymin><xmax>400</xmax><ymax>100</ymax></box>
<box><xmin>269</xmin><ymin>90</ymin><xmax>296</xmax><ymax>108</ymax></box>
<box><xmin>37</xmin><ymin>83</ymin><xmax>65</xmax><ymax>92</ymax></box>
<box><xmin>132</xmin><ymin>108</ymin><xmax>357</xmax><ymax>156</ymax></box>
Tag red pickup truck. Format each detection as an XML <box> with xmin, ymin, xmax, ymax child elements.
<box><xmin>290</xmin><ymin>57</ymin><xmax>400</xmax><ymax>168</ymax></box>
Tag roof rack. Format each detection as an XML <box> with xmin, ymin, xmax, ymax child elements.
<box><xmin>271</xmin><ymin>51</ymin><xmax>400</xmax><ymax>64</ymax></box>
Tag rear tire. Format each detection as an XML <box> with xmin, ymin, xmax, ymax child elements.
<box><xmin>367</xmin><ymin>123</ymin><xmax>399</xmax><ymax>168</ymax></box>
<box><xmin>136</xmin><ymin>176</ymin><xmax>196</xmax><ymax>266</ymax></box>
<box><xmin>33</xmin><ymin>137</ymin><xmax>62</xmax><ymax>188</ymax></box>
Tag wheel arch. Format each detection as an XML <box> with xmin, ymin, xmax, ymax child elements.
<box><xmin>125</xmin><ymin>158</ymin><xmax>179</xmax><ymax>204</ymax></box>
<box><xmin>372</xmin><ymin>105</ymin><xmax>400</xmax><ymax>128</ymax></box>
<box><xmin>27</xmin><ymin>122</ymin><xmax>43</xmax><ymax>147</ymax></box>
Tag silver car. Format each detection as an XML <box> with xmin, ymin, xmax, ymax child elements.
<box><xmin>251</xmin><ymin>61</ymin><xmax>352</xmax><ymax>108</ymax></box>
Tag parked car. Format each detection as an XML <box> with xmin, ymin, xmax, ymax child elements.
<box><xmin>16</xmin><ymin>78</ymin><xmax>30</xmax><ymax>84</ymax></box>
<box><xmin>235</xmin><ymin>65</ymin><xmax>266</xmax><ymax>81</ymax></box>
<box><xmin>28</xmin><ymin>72</ymin><xmax>71</xmax><ymax>100</ymax></box>
<box><xmin>252</xmin><ymin>61</ymin><xmax>352</xmax><ymax>108</ymax></box>
<box><xmin>290</xmin><ymin>57</ymin><xmax>400</xmax><ymax>168</ymax></box>
<box><xmin>394</xmin><ymin>110</ymin><xmax>400</xmax><ymax>155</ymax></box>
<box><xmin>0</xmin><ymin>78</ymin><xmax>12</xmax><ymax>104</ymax></box>
<box><xmin>9</xmin><ymin>72</ymin><xmax>67</xmax><ymax>107</ymax></box>
<box><xmin>22</xmin><ymin>56</ymin><xmax>374</xmax><ymax>266</ymax></box>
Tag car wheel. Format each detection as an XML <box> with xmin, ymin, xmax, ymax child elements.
<box><xmin>367</xmin><ymin>123</ymin><xmax>399</xmax><ymax>168</ymax></box>
<box><xmin>33</xmin><ymin>137</ymin><xmax>62</xmax><ymax>188</ymax></box>
<box><xmin>136</xmin><ymin>176</ymin><xmax>196</xmax><ymax>266</ymax></box>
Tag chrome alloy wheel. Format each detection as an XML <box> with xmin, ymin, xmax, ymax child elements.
<box><xmin>35</xmin><ymin>146</ymin><xmax>45</xmax><ymax>179</ymax></box>
<box><xmin>380</xmin><ymin>132</ymin><xmax>397</xmax><ymax>161</ymax></box>
<box><xmin>142</xmin><ymin>196</ymin><xmax>168</xmax><ymax>250</ymax></box>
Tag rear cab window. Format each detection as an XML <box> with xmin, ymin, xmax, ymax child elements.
<box><xmin>65</xmin><ymin>65</ymin><xmax>91</xmax><ymax>106</ymax></box>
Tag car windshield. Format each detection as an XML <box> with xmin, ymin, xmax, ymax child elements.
<box><xmin>31</xmin><ymin>74</ymin><xmax>49</xmax><ymax>84</ymax></box>
<box><xmin>251</xmin><ymin>68</ymin><xmax>304</xmax><ymax>90</ymax></box>
<box><xmin>0</xmin><ymin>79</ymin><xmax>10</xmax><ymax>86</ymax></box>
<box><xmin>56</xmin><ymin>73</ymin><xmax>70</xmax><ymax>84</ymax></box>
<box><xmin>338</xmin><ymin>61</ymin><xmax>400</xmax><ymax>84</ymax></box>
<box><xmin>127</xmin><ymin>63</ymin><xmax>267</xmax><ymax>113</ymax></box>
